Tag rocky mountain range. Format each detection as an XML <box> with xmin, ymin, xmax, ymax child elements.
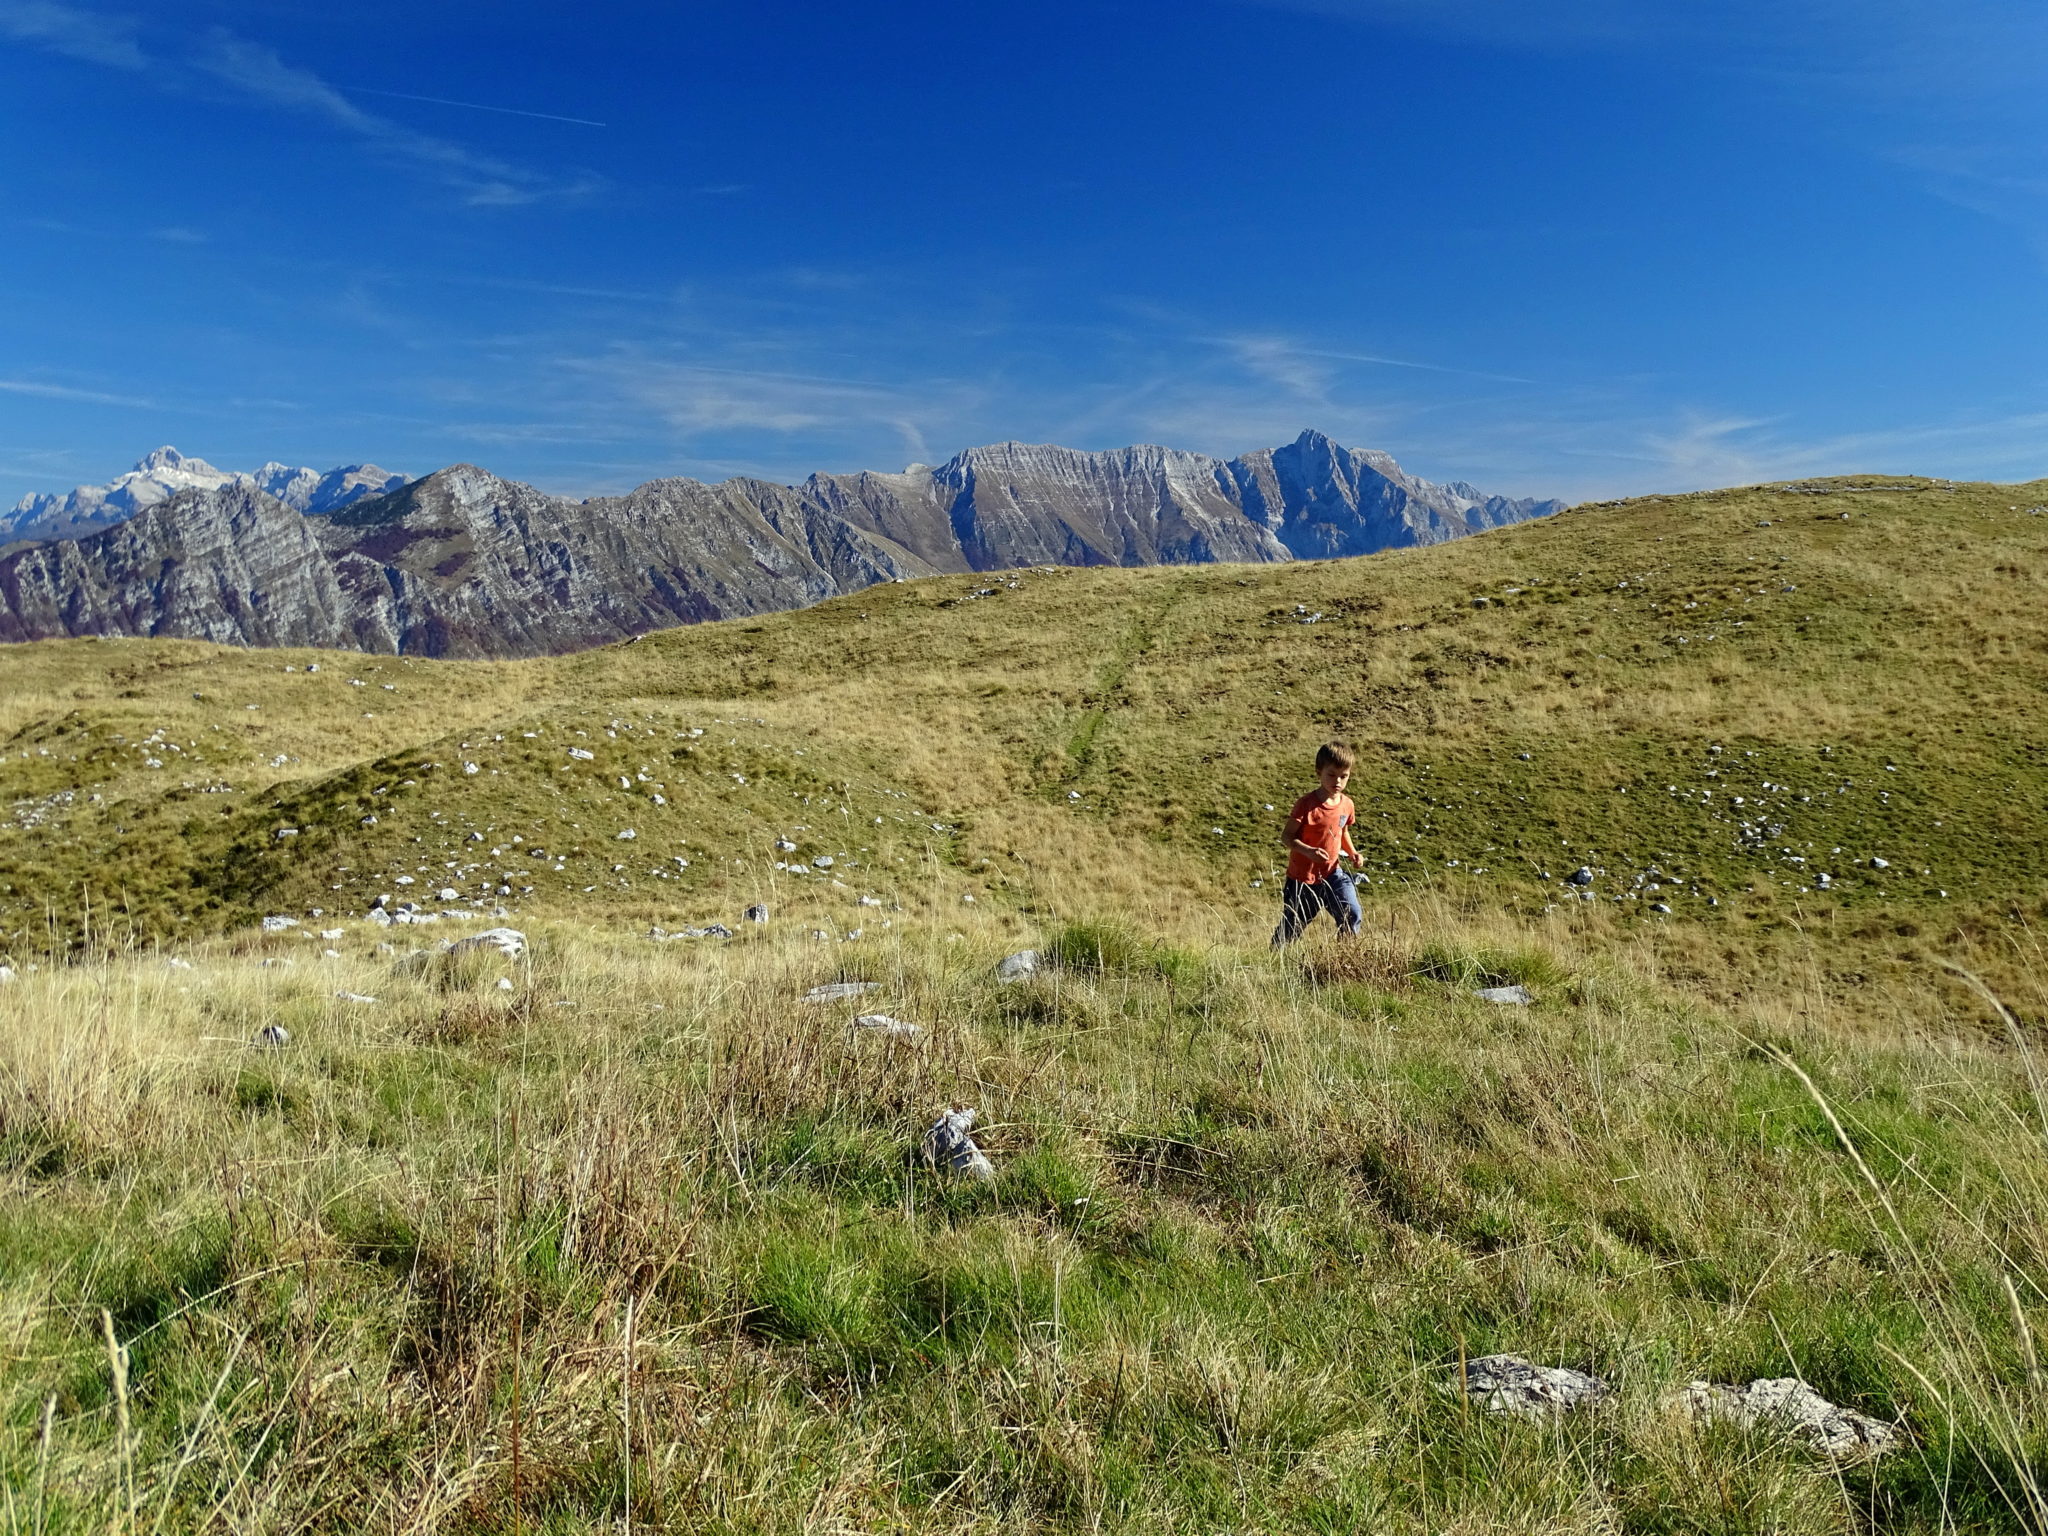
<box><xmin>1</xmin><ymin>447</ymin><xmax>407</xmax><ymax>548</ymax></box>
<box><xmin>0</xmin><ymin>431</ymin><xmax>1565</xmax><ymax>659</ymax></box>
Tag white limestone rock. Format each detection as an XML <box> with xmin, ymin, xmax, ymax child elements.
<box><xmin>1459</xmin><ymin>1355</ymin><xmax>1609</xmax><ymax>1417</ymax></box>
<box><xmin>450</xmin><ymin>927</ymin><xmax>526</xmax><ymax>960</ymax></box>
<box><xmin>1678</xmin><ymin>1378</ymin><xmax>1902</xmax><ymax>1459</ymax></box>
<box><xmin>921</xmin><ymin>1105</ymin><xmax>995</xmax><ymax>1180</ymax></box>
<box><xmin>852</xmin><ymin>1013</ymin><xmax>922</xmax><ymax>1040</ymax></box>
<box><xmin>801</xmin><ymin>981</ymin><xmax>879</xmax><ymax>1003</ymax></box>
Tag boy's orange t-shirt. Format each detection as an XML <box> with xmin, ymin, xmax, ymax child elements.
<box><xmin>1285</xmin><ymin>790</ymin><xmax>1354</xmax><ymax>884</ymax></box>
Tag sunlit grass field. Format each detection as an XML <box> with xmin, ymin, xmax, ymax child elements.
<box><xmin>2</xmin><ymin>472</ymin><xmax>2046</xmax><ymax>1531</ymax></box>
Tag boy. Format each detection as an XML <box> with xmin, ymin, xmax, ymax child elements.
<box><xmin>1272</xmin><ymin>741</ymin><xmax>1362</xmax><ymax>946</ymax></box>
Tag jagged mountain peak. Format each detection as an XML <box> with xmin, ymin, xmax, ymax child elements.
<box><xmin>136</xmin><ymin>445</ymin><xmax>212</xmax><ymax>474</ymax></box>
<box><xmin>411</xmin><ymin>462</ymin><xmax>501</xmax><ymax>493</ymax></box>
<box><xmin>946</xmin><ymin>438</ymin><xmax>1209</xmax><ymax>472</ymax></box>
<box><xmin>3</xmin><ymin>449</ymin><xmax>411</xmax><ymax>546</ymax></box>
<box><xmin>0</xmin><ymin>431</ymin><xmax>1563</xmax><ymax>658</ymax></box>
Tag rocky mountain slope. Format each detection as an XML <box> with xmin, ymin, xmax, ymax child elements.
<box><xmin>0</xmin><ymin>431</ymin><xmax>1562</xmax><ymax>658</ymax></box>
<box><xmin>1</xmin><ymin>446</ymin><xmax>407</xmax><ymax>548</ymax></box>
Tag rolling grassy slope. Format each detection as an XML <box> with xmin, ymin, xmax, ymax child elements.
<box><xmin>2</xmin><ymin>474</ymin><xmax>2047</xmax><ymax>1533</ymax></box>
<box><xmin>2</xmin><ymin>472</ymin><xmax>2043</xmax><ymax>1015</ymax></box>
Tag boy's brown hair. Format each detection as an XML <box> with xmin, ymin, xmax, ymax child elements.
<box><xmin>1314</xmin><ymin>740</ymin><xmax>1356</xmax><ymax>774</ymax></box>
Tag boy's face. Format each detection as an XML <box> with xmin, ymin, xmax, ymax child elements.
<box><xmin>1318</xmin><ymin>763</ymin><xmax>1350</xmax><ymax>794</ymax></box>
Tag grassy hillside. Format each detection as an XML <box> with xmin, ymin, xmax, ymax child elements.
<box><xmin>2</xmin><ymin>475</ymin><xmax>2046</xmax><ymax>1532</ymax></box>
<box><xmin>3</xmin><ymin>472</ymin><xmax>2044</xmax><ymax>1012</ymax></box>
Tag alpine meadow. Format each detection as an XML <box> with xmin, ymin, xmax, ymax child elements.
<box><xmin>2</xmin><ymin>471</ymin><xmax>2047</xmax><ymax>1535</ymax></box>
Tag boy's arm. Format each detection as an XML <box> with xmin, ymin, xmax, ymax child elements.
<box><xmin>1281</xmin><ymin>812</ymin><xmax>1335</xmax><ymax>869</ymax></box>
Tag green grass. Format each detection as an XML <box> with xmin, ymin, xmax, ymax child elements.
<box><xmin>0</xmin><ymin>915</ymin><xmax>2042</xmax><ymax>1532</ymax></box>
<box><xmin>1</xmin><ymin>474</ymin><xmax>2047</xmax><ymax>1530</ymax></box>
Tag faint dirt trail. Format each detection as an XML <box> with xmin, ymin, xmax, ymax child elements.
<box><xmin>1058</xmin><ymin>576</ymin><xmax>1194</xmax><ymax>788</ymax></box>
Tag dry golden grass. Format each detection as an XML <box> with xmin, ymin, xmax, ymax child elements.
<box><xmin>0</xmin><ymin>882</ymin><xmax>2042</xmax><ymax>1532</ymax></box>
<box><xmin>1</xmin><ymin>474</ymin><xmax>2046</xmax><ymax>1529</ymax></box>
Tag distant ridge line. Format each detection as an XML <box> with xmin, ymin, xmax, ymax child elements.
<box><xmin>0</xmin><ymin>429</ymin><xmax>1566</xmax><ymax>659</ymax></box>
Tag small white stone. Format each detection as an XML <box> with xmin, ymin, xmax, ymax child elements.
<box><xmin>996</xmin><ymin>950</ymin><xmax>1039</xmax><ymax>982</ymax></box>
<box><xmin>852</xmin><ymin>1013</ymin><xmax>920</xmax><ymax>1039</ymax></box>
<box><xmin>1474</xmin><ymin>984</ymin><xmax>1534</xmax><ymax>1005</ymax></box>
<box><xmin>801</xmin><ymin>981</ymin><xmax>879</xmax><ymax>1003</ymax></box>
<box><xmin>922</xmin><ymin>1106</ymin><xmax>995</xmax><ymax>1180</ymax></box>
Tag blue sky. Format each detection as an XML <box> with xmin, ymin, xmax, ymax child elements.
<box><xmin>3</xmin><ymin>0</ymin><xmax>2047</xmax><ymax>506</ymax></box>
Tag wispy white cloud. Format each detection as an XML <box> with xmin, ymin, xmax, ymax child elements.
<box><xmin>1223</xmin><ymin>335</ymin><xmax>1341</xmax><ymax>400</ymax></box>
<box><xmin>579</xmin><ymin>358</ymin><xmax>969</xmax><ymax>469</ymax></box>
<box><xmin>1635</xmin><ymin>409</ymin><xmax>2048</xmax><ymax>487</ymax></box>
<box><xmin>0</xmin><ymin>4</ymin><xmax>596</xmax><ymax>207</ymax></box>
<box><xmin>0</xmin><ymin>0</ymin><xmax>142</xmax><ymax>69</ymax></box>
<box><xmin>337</xmin><ymin>85</ymin><xmax>605</xmax><ymax>129</ymax></box>
<box><xmin>1637</xmin><ymin>412</ymin><xmax>1785</xmax><ymax>483</ymax></box>
<box><xmin>1407</xmin><ymin>400</ymin><xmax>2048</xmax><ymax>500</ymax></box>
<box><xmin>1218</xmin><ymin>333</ymin><xmax>1536</xmax><ymax>390</ymax></box>
<box><xmin>193</xmin><ymin>31</ymin><xmax>597</xmax><ymax>207</ymax></box>
<box><xmin>613</xmin><ymin>362</ymin><xmax>918</xmax><ymax>434</ymax></box>
<box><xmin>143</xmin><ymin>257</ymin><xmax>2041</xmax><ymax>504</ymax></box>
<box><xmin>0</xmin><ymin>378</ymin><xmax>154</xmax><ymax>407</ymax></box>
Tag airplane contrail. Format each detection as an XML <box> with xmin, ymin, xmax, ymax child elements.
<box><xmin>342</xmin><ymin>86</ymin><xmax>606</xmax><ymax>127</ymax></box>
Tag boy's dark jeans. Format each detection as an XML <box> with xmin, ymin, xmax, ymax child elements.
<box><xmin>1273</xmin><ymin>869</ymin><xmax>1362</xmax><ymax>946</ymax></box>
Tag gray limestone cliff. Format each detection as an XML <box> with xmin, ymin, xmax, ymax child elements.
<box><xmin>0</xmin><ymin>430</ymin><xmax>1564</xmax><ymax>658</ymax></box>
